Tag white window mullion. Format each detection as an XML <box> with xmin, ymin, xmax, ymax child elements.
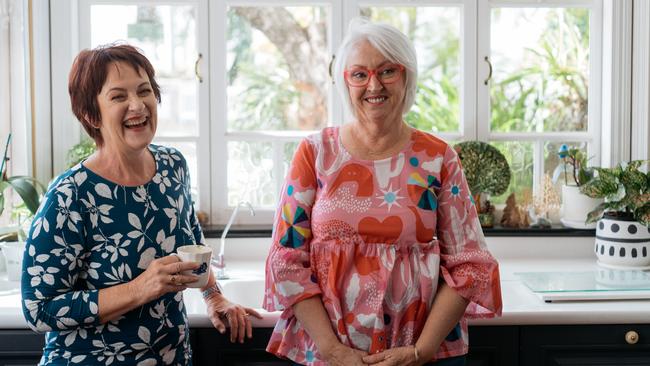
<box><xmin>476</xmin><ymin>0</ymin><xmax>490</xmax><ymax>142</ymax></box>
<box><xmin>195</xmin><ymin>0</ymin><xmax>210</xmax><ymax>214</ymax></box>
<box><xmin>587</xmin><ymin>0</ymin><xmax>602</xmax><ymax>168</ymax></box>
<box><xmin>631</xmin><ymin>0</ymin><xmax>650</xmax><ymax>161</ymax></box>
<box><xmin>272</xmin><ymin>140</ymin><xmax>284</xmax><ymax>204</ymax></box>
<box><xmin>601</xmin><ymin>0</ymin><xmax>632</xmax><ymax>167</ymax></box>
<box><xmin>330</xmin><ymin>0</ymin><xmax>345</xmax><ymax>126</ymax></box>
<box><xmin>51</xmin><ymin>0</ymin><xmax>81</xmax><ymax>176</ymax></box>
<box><xmin>533</xmin><ymin>140</ymin><xmax>544</xmax><ymax>197</ymax></box>
<box><xmin>489</xmin><ymin>132</ymin><xmax>594</xmax><ymax>141</ymax></box>
<box><xmin>210</xmin><ymin>0</ymin><xmax>228</xmax><ymax>224</ymax></box>
<box><xmin>462</xmin><ymin>0</ymin><xmax>477</xmax><ymax>140</ymax></box>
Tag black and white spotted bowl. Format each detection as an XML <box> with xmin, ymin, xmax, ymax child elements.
<box><xmin>595</xmin><ymin>214</ymin><xmax>650</xmax><ymax>269</ymax></box>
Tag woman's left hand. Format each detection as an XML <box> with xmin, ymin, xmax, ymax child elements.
<box><xmin>205</xmin><ymin>294</ymin><xmax>263</xmax><ymax>343</ymax></box>
<box><xmin>362</xmin><ymin>346</ymin><xmax>421</xmax><ymax>366</ymax></box>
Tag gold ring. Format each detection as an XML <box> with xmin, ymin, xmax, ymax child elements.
<box><xmin>170</xmin><ymin>275</ymin><xmax>177</xmax><ymax>285</ymax></box>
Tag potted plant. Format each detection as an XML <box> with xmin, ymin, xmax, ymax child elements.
<box><xmin>454</xmin><ymin>141</ymin><xmax>511</xmax><ymax>228</ymax></box>
<box><xmin>580</xmin><ymin>160</ymin><xmax>650</xmax><ymax>269</ymax></box>
<box><xmin>553</xmin><ymin>144</ymin><xmax>602</xmax><ymax>229</ymax></box>
<box><xmin>0</xmin><ymin>134</ymin><xmax>45</xmax><ymax>281</ymax></box>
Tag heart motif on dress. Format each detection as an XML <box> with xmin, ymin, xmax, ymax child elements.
<box><xmin>358</xmin><ymin>216</ymin><xmax>403</xmax><ymax>243</ymax></box>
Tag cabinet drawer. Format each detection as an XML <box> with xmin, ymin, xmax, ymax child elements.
<box><xmin>521</xmin><ymin>324</ymin><xmax>650</xmax><ymax>366</ymax></box>
<box><xmin>0</xmin><ymin>330</ymin><xmax>44</xmax><ymax>353</ymax></box>
<box><xmin>0</xmin><ymin>330</ymin><xmax>44</xmax><ymax>365</ymax></box>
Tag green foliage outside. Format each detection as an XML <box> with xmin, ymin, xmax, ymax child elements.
<box><xmin>67</xmin><ymin>138</ymin><xmax>97</xmax><ymax>168</ymax></box>
<box><xmin>490</xmin><ymin>8</ymin><xmax>589</xmax><ymax>203</ymax></box>
<box><xmin>226</xmin><ymin>7</ymin><xmax>590</xmax><ymax>205</ymax></box>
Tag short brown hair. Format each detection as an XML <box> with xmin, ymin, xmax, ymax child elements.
<box><xmin>68</xmin><ymin>43</ymin><xmax>161</xmax><ymax>146</ymax></box>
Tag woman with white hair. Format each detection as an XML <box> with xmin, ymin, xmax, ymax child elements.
<box><xmin>263</xmin><ymin>18</ymin><xmax>502</xmax><ymax>366</ymax></box>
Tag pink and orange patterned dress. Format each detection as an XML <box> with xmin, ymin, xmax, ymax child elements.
<box><xmin>263</xmin><ymin>126</ymin><xmax>502</xmax><ymax>365</ymax></box>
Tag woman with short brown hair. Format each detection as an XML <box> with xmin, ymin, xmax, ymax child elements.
<box><xmin>22</xmin><ymin>43</ymin><xmax>261</xmax><ymax>365</ymax></box>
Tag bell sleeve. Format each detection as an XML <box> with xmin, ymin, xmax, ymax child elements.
<box><xmin>436</xmin><ymin>145</ymin><xmax>503</xmax><ymax>318</ymax></box>
<box><xmin>263</xmin><ymin>139</ymin><xmax>322</xmax><ymax>311</ymax></box>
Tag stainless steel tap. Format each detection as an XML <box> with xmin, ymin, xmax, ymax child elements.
<box><xmin>213</xmin><ymin>201</ymin><xmax>255</xmax><ymax>279</ymax></box>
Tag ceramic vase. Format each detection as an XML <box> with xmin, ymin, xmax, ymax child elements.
<box><xmin>561</xmin><ymin>185</ymin><xmax>602</xmax><ymax>229</ymax></box>
<box><xmin>595</xmin><ymin>213</ymin><xmax>650</xmax><ymax>270</ymax></box>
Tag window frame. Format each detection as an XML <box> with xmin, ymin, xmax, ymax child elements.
<box><xmin>76</xmin><ymin>0</ymin><xmax>212</xmax><ymax>213</ymax></box>
<box><xmin>477</xmin><ymin>0</ymin><xmax>602</xmax><ymax>197</ymax></box>
<box><xmin>48</xmin><ymin>0</ymin><xmax>624</xmax><ymax>227</ymax></box>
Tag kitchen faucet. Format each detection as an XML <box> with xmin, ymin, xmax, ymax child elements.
<box><xmin>213</xmin><ymin>201</ymin><xmax>255</xmax><ymax>279</ymax></box>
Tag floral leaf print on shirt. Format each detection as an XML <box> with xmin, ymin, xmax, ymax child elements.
<box><xmin>152</xmin><ymin>170</ymin><xmax>172</xmax><ymax>194</ymax></box>
<box><xmin>22</xmin><ymin>145</ymin><xmax>202</xmax><ymax>365</ymax></box>
<box><xmin>133</xmin><ymin>186</ymin><xmax>158</xmax><ymax>216</ymax></box>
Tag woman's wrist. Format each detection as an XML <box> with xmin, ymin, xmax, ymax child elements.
<box><xmin>201</xmin><ymin>282</ymin><xmax>223</xmax><ymax>301</ymax></box>
<box><xmin>318</xmin><ymin>337</ymin><xmax>343</xmax><ymax>360</ymax></box>
<box><xmin>125</xmin><ymin>279</ymin><xmax>146</xmax><ymax>307</ymax></box>
<box><xmin>412</xmin><ymin>344</ymin><xmax>420</xmax><ymax>363</ymax></box>
<box><xmin>414</xmin><ymin>341</ymin><xmax>436</xmax><ymax>363</ymax></box>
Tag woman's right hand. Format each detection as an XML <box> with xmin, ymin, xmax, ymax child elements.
<box><xmin>321</xmin><ymin>342</ymin><xmax>368</xmax><ymax>366</ymax></box>
<box><xmin>130</xmin><ymin>255</ymin><xmax>199</xmax><ymax>304</ymax></box>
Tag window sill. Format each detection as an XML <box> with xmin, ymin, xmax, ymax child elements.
<box><xmin>203</xmin><ymin>224</ymin><xmax>595</xmax><ymax>239</ymax></box>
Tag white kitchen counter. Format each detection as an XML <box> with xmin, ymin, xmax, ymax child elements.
<box><xmin>2</xmin><ymin>237</ymin><xmax>649</xmax><ymax>329</ymax></box>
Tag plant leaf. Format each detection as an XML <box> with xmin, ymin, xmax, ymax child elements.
<box><xmin>586</xmin><ymin>202</ymin><xmax>607</xmax><ymax>224</ymax></box>
<box><xmin>8</xmin><ymin>177</ymin><xmax>41</xmax><ymax>215</ymax></box>
<box><xmin>635</xmin><ymin>205</ymin><xmax>650</xmax><ymax>227</ymax></box>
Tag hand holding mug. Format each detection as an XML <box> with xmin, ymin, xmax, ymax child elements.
<box><xmin>131</xmin><ymin>255</ymin><xmax>200</xmax><ymax>303</ymax></box>
<box><xmin>174</xmin><ymin>245</ymin><xmax>213</xmax><ymax>288</ymax></box>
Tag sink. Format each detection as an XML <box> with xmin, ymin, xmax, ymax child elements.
<box><xmin>0</xmin><ymin>276</ymin><xmax>20</xmax><ymax>296</ymax></box>
<box><xmin>220</xmin><ymin>278</ymin><xmax>265</xmax><ymax>309</ymax></box>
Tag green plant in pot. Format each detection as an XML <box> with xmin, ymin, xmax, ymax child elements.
<box><xmin>552</xmin><ymin>144</ymin><xmax>602</xmax><ymax>229</ymax></box>
<box><xmin>0</xmin><ymin>134</ymin><xmax>45</xmax><ymax>281</ymax></box>
<box><xmin>580</xmin><ymin>160</ymin><xmax>650</xmax><ymax>269</ymax></box>
<box><xmin>0</xmin><ymin>134</ymin><xmax>45</xmax><ymax>240</ymax></box>
<box><xmin>454</xmin><ymin>141</ymin><xmax>511</xmax><ymax>228</ymax></box>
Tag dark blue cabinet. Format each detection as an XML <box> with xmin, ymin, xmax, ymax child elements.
<box><xmin>0</xmin><ymin>330</ymin><xmax>44</xmax><ymax>366</ymax></box>
<box><xmin>520</xmin><ymin>324</ymin><xmax>650</xmax><ymax>366</ymax></box>
<box><xmin>2</xmin><ymin>324</ymin><xmax>649</xmax><ymax>365</ymax></box>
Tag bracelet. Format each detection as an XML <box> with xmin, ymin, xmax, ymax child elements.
<box><xmin>201</xmin><ymin>282</ymin><xmax>223</xmax><ymax>300</ymax></box>
<box><xmin>413</xmin><ymin>345</ymin><xmax>420</xmax><ymax>362</ymax></box>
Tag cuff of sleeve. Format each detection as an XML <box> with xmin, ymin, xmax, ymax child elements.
<box><xmin>440</xmin><ymin>251</ymin><xmax>503</xmax><ymax>318</ymax></box>
<box><xmin>263</xmin><ymin>278</ymin><xmax>322</xmax><ymax>312</ymax></box>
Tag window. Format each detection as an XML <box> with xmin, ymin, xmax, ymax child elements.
<box><xmin>224</xmin><ymin>5</ymin><xmax>330</xmax><ymax>209</ymax></box>
<box><xmin>79</xmin><ymin>0</ymin><xmax>210</xmax><ymax>211</ymax></box>
<box><xmin>479</xmin><ymin>2</ymin><xmax>601</xmax><ymax>203</ymax></box>
<box><xmin>0</xmin><ymin>0</ymin><xmax>30</xmax><ymax>226</ymax></box>
<box><xmin>67</xmin><ymin>0</ymin><xmax>603</xmax><ymax>225</ymax></box>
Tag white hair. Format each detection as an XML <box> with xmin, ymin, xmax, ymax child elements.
<box><xmin>333</xmin><ymin>17</ymin><xmax>418</xmax><ymax>120</ymax></box>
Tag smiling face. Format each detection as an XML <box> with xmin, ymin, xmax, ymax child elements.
<box><xmin>346</xmin><ymin>40</ymin><xmax>406</xmax><ymax>125</ymax></box>
<box><xmin>95</xmin><ymin>61</ymin><xmax>158</xmax><ymax>154</ymax></box>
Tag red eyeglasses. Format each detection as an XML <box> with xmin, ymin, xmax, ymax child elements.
<box><xmin>344</xmin><ymin>63</ymin><xmax>405</xmax><ymax>87</ymax></box>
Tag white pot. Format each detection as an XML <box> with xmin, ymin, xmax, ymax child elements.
<box><xmin>595</xmin><ymin>215</ymin><xmax>650</xmax><ymax>270</ymax></box>
<box><xmin>561</xmin><ymin>185</ymin><xmax>603</xmax><ymax>229</ymax></box>
<box><xmin>0</xmin><ymin>241</ymin><xmax>25</xmax><ymax>282</ymax></box>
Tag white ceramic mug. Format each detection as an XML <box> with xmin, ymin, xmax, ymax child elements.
<box><xmin>0</xmin><ymin>242</ymin><xmax>25</xmax><ymax>282</ymax></box>
<box><xmin>175</xmin><ymin>245</ymin><xmax>212</xmax><ymax>288</ymax></box>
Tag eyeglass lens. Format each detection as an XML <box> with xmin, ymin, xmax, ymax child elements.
<box><xmin>346</xmin><ymin>64</ymin><xmax>402</xmax><ymax>86</ymax></box>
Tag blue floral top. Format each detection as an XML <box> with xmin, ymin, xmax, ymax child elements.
<box><xmin>22</xmin><ymin>145</ymin><xmax>205</xmax><ymax>365</ymax></box>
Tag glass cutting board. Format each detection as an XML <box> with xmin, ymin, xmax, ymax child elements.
<box><xmin>515</xmin><ymin>269</ymin><xmax>650</xmax><ymax>302</ymax></box>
